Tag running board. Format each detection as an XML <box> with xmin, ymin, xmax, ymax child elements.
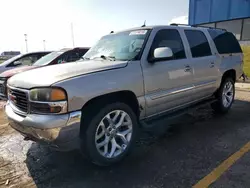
<box><xmin>140</xmin><ymin>97</ymin><xmax>217</xmax><ymax>129</ymax></box>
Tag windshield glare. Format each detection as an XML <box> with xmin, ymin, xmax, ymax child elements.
<box><xmin>83</xmin><ymin>29</ymin><xmax>149</xmax><ymax>61</ymax></box>
<box><xmin>33</xmin><ymin>51</ymin><xmax>63</xmax><ymax>66</ymax></box>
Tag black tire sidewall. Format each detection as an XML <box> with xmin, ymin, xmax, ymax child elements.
<box><xmin>80</xmin><ymin>102</ymin><xmax>138</xmax><ymax>166</ymax></box>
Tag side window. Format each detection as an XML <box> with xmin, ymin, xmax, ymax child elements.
<box><xmin>30</xmin><ymin>55</ymin><xmax>40</xmax><ymax>63</ymax></box>
<box><xmin>78</xmin><ymin>49</ymin><xmax>89</xmax><ymax>57</ymax></box>
<box><xmin>208</xmin><ymin>30</ymin><xmax>242</xmax><ymax>54</ymax></box>
<box><xmin>185</xmin><ymin>30</ymin><xmax>212</xmax><ymax>58</ymax></box>
<box><xmin>13</xmin><ymin>55</ymin><xmax>38</xmax><ymax>66</ymax></box>
<box><xmin>55</xmin><ymin>54</ymin><xmax>68</xmax><ymax>64</ymax></box>
<box><xmin>150</xmin><ymin>29</ymin><xmax>186</xmax><ymax>60</ymax></box>
<box><xmin>66</xmin><ymin>51</ymin><xmax>81</xmax><ymax>62</ymax></box>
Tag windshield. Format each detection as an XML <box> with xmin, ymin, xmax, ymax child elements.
<box><xmin>83</xmin><ymin>29</ymin><xmax>150</xmax><ymax>61</ymax></box>
<box><xmin>1</xmin><ymin>54</ymin><xmax>23</xmax><ymax>66</ymax></box>
<box><xmin>33</xmin><ymin>51</ymin><xmax>63</xmax><ymax>66</ymax></box>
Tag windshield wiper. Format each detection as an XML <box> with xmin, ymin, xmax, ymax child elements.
<box><xmin>93</xmin><ymin>55</ymin><xmax>116</xmax><ymax>61</ymax></box>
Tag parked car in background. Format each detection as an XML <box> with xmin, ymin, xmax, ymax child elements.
<box><xmin>0</xmin><ymin>51</ymin><xmax>51</xmax><ymax>74</ymax></box>
<box><xmin>5</xmin><ymin>25</ymin><xmax>243</xmax><ymax>166</ymax></box>
<box><xmin>0</xmin><ymin>47</ymin><xmax>89</xmax><ymax>99</ymax></box>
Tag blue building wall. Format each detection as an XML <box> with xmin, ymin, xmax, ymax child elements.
<box><xmin>189</xmin><ymin>0</ymin><xmax>250</xmax><ymax>25</ymax></box>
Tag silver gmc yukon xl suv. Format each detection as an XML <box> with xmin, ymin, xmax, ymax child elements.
<box><xmin>5</xmin><ymin>25</ymin><xmax>243</xmax><ymax>166</ymax></box>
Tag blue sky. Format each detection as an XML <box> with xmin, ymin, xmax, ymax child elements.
<box><xmin>0</xmin><ymin>0</ymin><xmax>189</xmax><ymax>53</ymax></box>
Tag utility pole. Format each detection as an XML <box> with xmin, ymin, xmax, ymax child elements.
<box><xmin>24</xmin><ymin>34</ymin><xmax>28</xmax><ymax>52</ymax></box>
<box><xmin>71</xmin><ymin>22</ymin><xmax>75</xmax><ymax>48</ymax></box>
<box><xmin>43</xmin><ymin>40</ymin><xmax>46</xmax><ymax>51</ymax></box>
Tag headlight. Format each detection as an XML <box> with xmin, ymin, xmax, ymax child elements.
<box><xmin>30</xmin><ymin>88</ymin><xmax>67</xmax><ymax>102</ymax></box>
<box><xmin>29</xmin><ymin>88</ymin><xmax>67</xmax><ymax>114</ymax></box>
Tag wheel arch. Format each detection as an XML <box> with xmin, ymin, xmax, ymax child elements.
<box><xmin>79</xmin><ymin>90</ymin><xmax>141</xmax><ymax>135</ymax></box>
<box><xmin>221</xmin><ymin>69</ymin><xmax>236</xmax><ymax>83</ymax></box>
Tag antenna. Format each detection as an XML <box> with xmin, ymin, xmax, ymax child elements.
<box><xmin>141</xmin><ymin>20</ymin><xmax>146</xmax><ymax>27</ymax></box>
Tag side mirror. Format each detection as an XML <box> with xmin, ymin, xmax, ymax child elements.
<box><xmin>149</xmin><ymin>47</ymin><xmax>173</xmax><ymax>63</ymax></box>
<box><xmin>13</xmin><ymin>61</ymin><xmax>22</xmax><ymax>66</ymax></box>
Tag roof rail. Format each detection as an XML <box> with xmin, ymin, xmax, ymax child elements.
<box><xmin>170</xmin><ymin>23</ymin><xmax>191</xmax><ymax>27</ymax></box>
<box><xmin>170</xmin><ymin>23</ymin><xmax>227</xmax><ymax>31</ymax></box>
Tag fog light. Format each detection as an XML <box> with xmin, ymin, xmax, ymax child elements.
<box><xmin>50</xmin><ymin>106</ymin><xmax>62</xmax><ymax>113</ymax></box>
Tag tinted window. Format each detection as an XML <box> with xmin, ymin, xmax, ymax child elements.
<box><xmin>185</xmin><ymin>30</ymin><xmax>212</xmax><ymax>58</ymax></box>
<box><xmin>150</xmin><ymin>29</ymin><xmax>186</xmax><ymax>60</ymax></box>
<box><xmin>78</xmin><ymin>49</ymin><xmax>89</xmax><ymax>56</ymax></box>
<box><xmin>66</xmin><ymin>49</ymin><xmax>89</xmax><ymax>62</ymax></box>
<box><xmin>67</xmin><ymin>51</ymin><xmax>80</xmax><ymax>62</ymax></box>
<box><xmin>55</xmin><ymin>53</ymin><xmax>68</xmax><ymax>64</ymax></box>
<box><xmin>208</xmin><ymin>30</ymin><xmax>242</xmax><ymax>54</ymax></box>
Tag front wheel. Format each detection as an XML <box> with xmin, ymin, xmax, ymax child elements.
<box><xmin>211</xmin><ymin>77</ymin><xmax>235</xmax><ymax>114</ymax></box>
<box><xmin>80</xmin><ymin>102</ymin><xmax>138</xmax><ymax>166</ymax></box>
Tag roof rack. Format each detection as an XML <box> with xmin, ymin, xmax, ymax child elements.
<box><xmin>170</xmin><ymin>23</ymin><xmax>227</xmax><ymax>31</ymax></box>
<box><xmin>170</xmin><ymin>23</ymin><xmax>192</xmax><ymax>27</ymax></box>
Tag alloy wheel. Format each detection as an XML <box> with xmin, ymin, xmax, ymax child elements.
<box><xmin>95</xmin><ymin>110</ymin><xmax>133</xmax><ymax>159</ymax></box>
<box><xmin>222</xmin><ymin>81</ymin><xmax>234</xmax><ymax>108</ymax></box>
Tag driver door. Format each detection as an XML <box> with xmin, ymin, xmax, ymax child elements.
<box><xmin>142</xmin><ymin>29</ymin><xmax>195</xmax><ymax>117</ymax></box>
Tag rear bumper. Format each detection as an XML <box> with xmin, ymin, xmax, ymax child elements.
<box><xmin>5</xmin><ymin>101</ymin><xmax>81</xmax><ymax>151</ymax></box>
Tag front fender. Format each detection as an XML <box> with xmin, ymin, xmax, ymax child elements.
<box><xmin>53</xmin><ymin>62</ymin><xmax>144</xmax><ymax>113</ymax></box>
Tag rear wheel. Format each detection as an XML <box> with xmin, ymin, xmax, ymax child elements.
<box><xmin>212</xmin><ymin>77</ymin><xmax>235</xmax><ymax>114</ymax></box>
<box><xmin>80</xmin><ymin>102</ymin><xmax>138</xmax><ymax>166</ymax></box>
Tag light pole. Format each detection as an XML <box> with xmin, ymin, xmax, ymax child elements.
<box><xmin>24</xmin><ymin>34</ymin><xmax>28</xmax><ymax>52</ymax></box>
<box><xmin>43</xmin><ymin>40</ymin><xmax>46</xmax><ymax>51</ymax></box>
<box><xmin>71</xmin><ymin>22</ymin><xmax>75</xmax><ymax>48</ymax></box>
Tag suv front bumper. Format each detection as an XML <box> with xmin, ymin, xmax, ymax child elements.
<box><xmin>5</xmin><ymin>102</ymin><xmax>81</xmax><ymax>151</ymax></box>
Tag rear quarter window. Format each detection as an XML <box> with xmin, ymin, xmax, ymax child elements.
<box><xmin>208</xmin><ymin>30</ymin><xmax>242</xmax><ymax>54</ymax></box>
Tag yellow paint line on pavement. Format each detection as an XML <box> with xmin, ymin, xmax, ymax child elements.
<box><xmin>193</xmin><ymin>141</ymin><xmax>250</xmax><ymax>188</ymax></box>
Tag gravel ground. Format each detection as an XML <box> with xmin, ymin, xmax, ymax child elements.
<box><xmin>0</xmin><ymin>90</ymin><xmax>250</xmax><ymax>188</ymax></box>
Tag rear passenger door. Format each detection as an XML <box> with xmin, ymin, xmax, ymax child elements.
<box><xmin>184</xmin><ymin>29</ymin><xmax>219</xmax><ymax>100</ymax></box>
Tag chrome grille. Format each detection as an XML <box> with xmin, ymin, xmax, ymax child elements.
<box><xmin>9</xmin><ymin>88</ymin><xmax>28</xmax><ymax>113</ymax></box>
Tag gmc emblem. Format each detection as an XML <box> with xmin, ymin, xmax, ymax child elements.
<box><xmin>9</xmin><ymin>94</ymin><xmax>17</xmax><ymax>103</ymax></box>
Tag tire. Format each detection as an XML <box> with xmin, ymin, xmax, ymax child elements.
<box><xmin>80</xmin><ymin>102</ymin><xmax>138</xmax><ymax>166</ymax></box>
<box><xmin>211</xmin><ymin>77</ymin><xmax>235</xmax><ymax>114</ymax></box>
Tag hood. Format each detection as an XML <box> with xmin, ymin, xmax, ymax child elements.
<box><xmin>0</xmin><ymin>66</ymin><xmax>38</xmax><ymax>78</ymax></box>
<box><xmin>8</xmin><ymin>60</ymin><xmax>128</xmax><ymax>89</ymax></box>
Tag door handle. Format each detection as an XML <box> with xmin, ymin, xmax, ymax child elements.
<box><xmin>184</xmin><ymin>65</ymin><xmax>191</xmax><ymax>72</ymax></box>
<box><xmin>210</xmin><ymin>62</ymin><xmax>215</xmax><ymax>68</ymax></box>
